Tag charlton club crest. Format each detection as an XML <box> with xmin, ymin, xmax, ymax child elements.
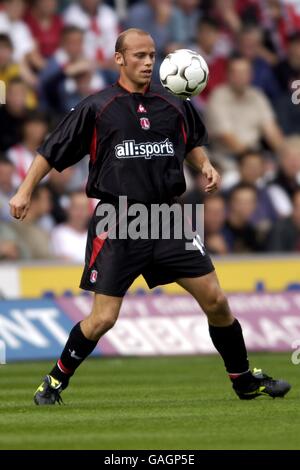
<box><xmin>140</xmin><ymin>117</ymin><xmax>150</xmax><ymax>130</ymax></box>
<box><xmin>90</xmin><ymin>269</ymin><xmax>98</xmax><ymax>283</ymax></box>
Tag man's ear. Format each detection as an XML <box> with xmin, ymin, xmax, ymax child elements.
<box><xmin>115</xmin><ymin>52</ymin><xmax>124</xmax><ymax>66</ymax></box>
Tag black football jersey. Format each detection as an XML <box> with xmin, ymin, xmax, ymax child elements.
<box><xmin>38</xmin><ymin>82</ymin><xmax>208</xmax><ymax>203</ymax></box>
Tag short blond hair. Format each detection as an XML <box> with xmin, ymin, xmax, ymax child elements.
<box><xmin>115</xmin><ymin>29</ymin><xmax>151</xmax><ymax>53</ymax></box>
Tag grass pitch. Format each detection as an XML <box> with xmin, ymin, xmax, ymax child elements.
<box><xmin>0</xmin><ymin>353</ymin><xmax>299</xmax><ymax>450</ymax></box>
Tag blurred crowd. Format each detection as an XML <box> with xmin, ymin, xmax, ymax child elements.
<box><xmin>1</xmin><ymin>0</ymin><xmax>300</xmax><ymax>261</ymax></box>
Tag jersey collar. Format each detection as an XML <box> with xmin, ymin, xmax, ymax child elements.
<box><xmin>116</xmin><ymin>80</ymin><xmax>151</xmax><ymax>95</ymax></box>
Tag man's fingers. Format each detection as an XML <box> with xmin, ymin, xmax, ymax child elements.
<box><xmin>20</xmin><ymin>207</ymin><xmax>29</xmax><ymax>221</ymax></box>
<box><xmin>204</xmin><ymin>168</ymin><xmax>213</xmax><ymax>181</ymax></box>
<box><xmin>9</xmin><ymin>205</ymin><xmax>18</xmax><ymax>218</ymax></box>
<box><xmin>13</xmin><ymin>210</ymin><xmax>21</xmax><ymax>220</ymax></box>
<box><xmin>205</xmin><ymin>185</ymin><xmax>217</xmax><ymax>193</ymax></box>
<box><xmin>206</xmin><ymin>175</ymin><xmax>219</xmax><ymax>187</ymax></box>
<box><xmin>10</xmin><ymin>203</ymin><xmax>26</xmax><ymax>220</ymax></box>
<box><xmin>204</xmin><ymin>172</ymin><xmax>221</xmax><ymax>193</ymax></box>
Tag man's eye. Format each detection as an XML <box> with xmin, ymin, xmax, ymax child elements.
<box><xmin>135</xmin><ymin>53</ymin><xmax>155</xmax><ymax>59</ymax></box>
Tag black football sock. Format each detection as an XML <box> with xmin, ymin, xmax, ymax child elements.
<box><xmin>49</xmin><ymin>322</ymin><xmax>98</xmax><ymax>387</ymax></box>
<box><xmin>209</xmin><ymin>319</ymin><xmax>250</xmax><ymax>380</ymax></box>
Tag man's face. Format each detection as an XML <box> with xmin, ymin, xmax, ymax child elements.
<box><xmin>267</xmin><ymin>0</ymin><xmax>282</xmax><ymax>21</ymax></box>
<box><xmin>204</xmin><ymin>197</ymin><xmax>226</xmax><ymax>233</ymax></box>
<box><xmin>0</xmin><ymin>43</ymin><xmax>12</xmax><ymax>67</ymax></box>
<box><xmin>288</xmin><ymin>40</ymin><xmax>300</xmax><ymax>69</ymax></box>
<box><xmin>240</xmin><ymin>155</ymin><xmax>264</xmax><ymax>184</ymax></box>
<box><xmin>0</xmin><ymin>163</ymin><xmax>14</xmax><ymax>192</ymax></box>
<box><xmin>239</xmin><ymin>30</ymin><xmax>262</xmax><ymax>60</ymax></box>
<box><xmin>230</xmin><ymin>189</ymin><xmax>257</xmax><ymax>223</ymax></box>
<box><xmin>35</xmin><ymin>0</ymin><xmax>58</xmax><ymax>16</ymax></box>
<box><xmin>32</xmin><ymin>188</ymin><xmax>52</xmax><ymax>218</ymax></box>
<box><xmin>280</xmin><ymin>146</ymin><xmax>300</xmax><ymax>178</ymax></box>
<box><xmin>115</xmin><ymin>33</ymin><xmax>155</xmax><ymax>88</ymax></box>
<box><xmin>63</xmin><ymin>32</ymin><xmax>84</xmax><ymax>60</ymax></box>
<box><xmin>197</xmin><ymin>25</ymin><xmax>219</xmax><ymax>54</ymax></box>
<box><xmin>228</xmin><ymin>59</ymin><xmax>252</xmax><ymax>93</ymax></box>
<box><xmin>68</xmin><ymin>193</ymin><xmax>90</xmax><ymax>229</ymax></box>
<box><xmin>80</xmin><ymin>0</ymin><xmax>100</xmax><ymax>13</ymax></box>
<box><xmin>177</xmin><ymin>0</ymin><xmax>200</xmax><ymax>13</ymax></box>
<box><xmin>4</xmin><ymin>0</ymin><xmax>25</xmax><ymax>21</ymax></box>
<box><xmin>24</xmin><ymin>121</ymin><xmax>48</xmax><ymax>145</ymax></box>
<box><xmin>6</xmin><ymin>83</ymin><xmax>27</xmax><ymax>112</ymax></box>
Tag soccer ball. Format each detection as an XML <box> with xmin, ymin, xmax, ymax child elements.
<box><xmin>159</xmin><ymin>49</ymin><xmax>209</xmax><ymax>99</ymax></box>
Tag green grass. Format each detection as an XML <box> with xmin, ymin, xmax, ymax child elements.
<box><xmin>0</xmin><ymin>353</ymin><xmax>299</xmax><ymax>450</ymax></box>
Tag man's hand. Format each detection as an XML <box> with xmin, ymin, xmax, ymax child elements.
<box><xmin>9</xmin><ymin>191</ymin><xmax>31</xmax><ymax>221</ymax></box>
<box><xmin>8</xmin><ymin>154</ymin><xmax>52</xmax><ymax>221</ymax></box>
<box><xmin>201</xmin><ymin>161</ymin><xmax>221</xmax><ymax>193</ymax></box>
<box><xmin>185</xmin><ymin>147</ymin><xmax>221</xmax><ymax>193</ymax></box>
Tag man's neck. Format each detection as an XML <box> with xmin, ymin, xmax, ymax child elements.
<box><xmin>24</xmin><ymin>141</ymin><xmax>38</xmax><ymax>153</ymax></box>
<box><xmin>230</xmin><ymin>86</ymin><xmax>247</xmax><ymax>98</ymax></box>
<box><xmin>228</xmin><ymin>214</ymin><xmax>247</xmax><ymax>229</ymax></box>
<box><xmin>118</xmin><ymin>77</ymin><xmax>149</xmax><ymax>94</ymax></box>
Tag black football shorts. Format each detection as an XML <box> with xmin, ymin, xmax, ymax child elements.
<box><xmin>80</xmin><ymin>198</ymin><xmax>214</xmax><ymax>297</ymax></box>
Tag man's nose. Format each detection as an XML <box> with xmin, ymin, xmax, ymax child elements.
<box><xmin>145</xmin><ymin>55</ymin><xmax>154</xmax><ymax>66</ymax></box>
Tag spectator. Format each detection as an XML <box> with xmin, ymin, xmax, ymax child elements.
<box><xmin>268</xmin><ymin>136</ymin><xmax>300</xmax><ymax>217</ymax></box>
<box><xmin>236</xmin><ymin>25</ymin><xmax>280</xmax><ymax>101</ymax></box>
<box><xmin>25</xmin><ymin>0</ymin><xmax>63</xmax><ymax>59</ymax></box>
<box><xmin>0</xmin><ymin>78</ymin><xmax>31</xmax><ymax>152</ymax></box>
<box><xmin>274</xmin><ymin>89</ymin><xmax>300</xmax><ymax>136</ymax></box>
<box><xmin>0</xmin><ymin>220</ymin><xmax>29</xmax><ymax>260</ymax></box>
<box><xmin>204</xmin><ymin>194</ymin><xmax>228</xmax><ymax>254</ymax></box>
<box><xmin>0</xmin><ymin>33</ymin><xmax>37</xmax><ymax>107</ymax></box>
<box><xmin>47</xmin><ymin>166</ymin><xmax>88</xmax><ymax>224</ymax></box>
<box><xmin>39</xmin><ymin>25</ymin><xmax>106</xmax><ymax>114</ymax></box>
<box><xmin>0</xmin><ymin>155</ymin><xmax>16</xmax><ymax>221</ymax></box>
<box><xmin>224</xmin><ymin>151</ymin><xmax>278</xmax><ymax>241</ymax></box>
<box><xmin>62</xmin><ymin>66</ymin><xmax>106</xmax><ymax>111</ymax></box>
<box><xmin>125</xmin><ymin>0</ymin><xmax>186</xmax><ymax>79</ymax></box>
<box><xmin>274</xmin><ymin>31</ymin><xmax>300</xmax><ymax>94</ymax></box>
<box><xmin>1</xmin><ymin>2</ymin><xmax>300</xmax><ymax>258</ymax></box>
<box><xmin>63</xmin><ymin>0</ymin><xmax>119</xmax><ymax>70</ymax></box>
<box><xmin>0</xmin><ymin>0</ymin><xmax>44</xmax><ymax>87</ymax></box>
<box><xmin>205</xmin><ymin>0</ymin><xmax>300</xmax><ymax>61</ymax></box>
<box><xmin>259</xmin><ymin>0</ymin><xmax>300</xmax><ymax>63</ymax></box>
<box><xmin>175</xmin><ymin>0</ymin><xmax>202</xmax><ymax>45</ymax></box>
<box><xmin>269</xmin><ymin>189</ymin><xmax>300</xmax><ymax>252</ymax></box>
<box><xmin>192</xmin><ymin>17</ymin><xmax>228</xmax><ymax>105</ymax></box>
<box><xmin>223</xmin><ymin>183</ymin><xmax>262</xmax><ymax>252</ymax></box>
<box><xmin>50</xmin><ymin>191</ymin><xmax>90</xmax><ymax>262</ymax></box>
<box><xmin>205</xmin><ymin>0</ymin><xmax>242</xmax><ymax>36</ymax></box>
<box><xmin>7</xmin><ymin>112</ymin><xmax>49</xmax><ymax>188</ymax></box>
<box><xmin>273</xmin><ymin>30</ymin><xmax>300</xmax><ymax>135</ymax></box>
<box><xmin>0</xmin><ymin>33</ymin><xmax>20</xmax><ymax>84</ymax></box>
<box><xmin>11</xmin><ymin>185</ymin><xmax>54</xmax><ymax>259</ymax></box>
<box><xmin>206</xmin><ymin>56</ymin><xmax>283</xmax><ymax>171</ymax></box>
<box><xmin>0</xmin><ymin>0</ymin><xmax>36</xmax><ymax>62</ymax></box>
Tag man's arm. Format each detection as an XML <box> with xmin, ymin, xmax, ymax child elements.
<box><xmin>262</xmin><ymin>120</ymin><xmax>284</xmax><ymax>153</ymax></box>
<box><xmin>215</xmin><ymin>132</ymin><xmax>249</xmax><ymax>155</ymax></box>
<box><xmin>185</xmin><ymin>146</ymin><xmax>221</xmax><ymax>193</ymax></box>
<box><xmin>9</xmin><ymin>154</ymin><xmax>52</xmax><ymax>220</ymax></box>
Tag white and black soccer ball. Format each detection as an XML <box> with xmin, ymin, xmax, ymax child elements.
<box><xmin>159</xmin><ymin>49</ymin><xmax>209</xmax><ymax>99</ymax></box>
